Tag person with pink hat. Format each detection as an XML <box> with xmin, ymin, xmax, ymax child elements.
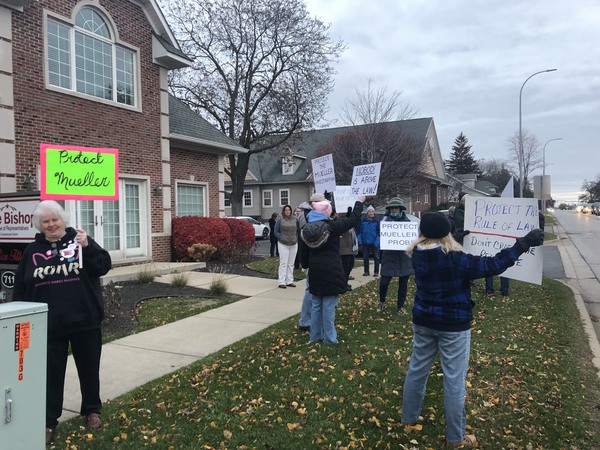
<box><xmin>300</xmin><ymin>193</ymin><xmax>365</xmax><ymax>344</ymax></box>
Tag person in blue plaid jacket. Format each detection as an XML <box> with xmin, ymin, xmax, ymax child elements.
<box><xmin>400</xmin><ymin>212</ymin><xmax>543</xmax><ymax>448</ymax></box>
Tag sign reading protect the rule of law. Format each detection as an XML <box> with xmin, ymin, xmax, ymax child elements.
<box><xmin>462</xmin><ymin>196</ymin><xmax>542</xmax><ymax>285</ymax></box>
<box><xmin>40</xmin><ymin>144</ymin><xmax>119</xmax><ymax>200</ymax></box>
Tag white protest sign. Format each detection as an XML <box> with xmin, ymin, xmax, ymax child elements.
<box><xmin>311</xmin><ymin>154</ymin><xmax>336</xmax><ymax>194</ymax></box>
<box><xmin>351</xmin><ymin>162</ymin><xmax>381</xmax><ymax>196</ymax></box>
<box><xmin>462</xmin><ymin>196</ymin><xmax>542</xmax><ymax>285</ymax></box>
<box><xmin>333</xmin><ymin>186</ymin><xmax>354</xmax><ymax>213</ymax></box>
<box><xmin>380</xmin><ymin>221</ymin><xmax>419</xmax><ymax>250</ymax></box>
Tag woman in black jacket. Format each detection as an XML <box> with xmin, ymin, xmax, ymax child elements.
<box><xmin>13</xmin><ymin>200</ymin><xmax>112</xmax><ymax>444</ymax></box>
<box><xmin>300</xmin><ymin>195</ymin><xmax>365</xmax><ymax>344</ymax></box>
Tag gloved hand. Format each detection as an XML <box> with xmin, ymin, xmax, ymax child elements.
<box><xmin>347</xmin><ymin>206</ymin><xmax>352</xmax><ymax>217</ymax></box>
<box><xmin>516</xmin><ymin>229</ymin><xmax>544</xmax><ymax>251</ymax></box>
<box><xmin>454</xmin><ymin>228</ymin><xmax>470</xmax><ymax>240</ymax></box>
<box><xmin>357</xmin><ymin>194</ymin><xmax>366</xmax><ymax>203</ymax></box>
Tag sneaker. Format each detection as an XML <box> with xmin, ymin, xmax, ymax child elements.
<box><xmin>396</xmin><ymin>308</ymin><xmax>407</xmax><ymax>315</ymax></box>
<box><xmin>298</xmin><ymin>325</ymin><xmax>310</xmax><ymax>332</ymax></box>
<box><xmin>287</xmin><ymin>283</ymin><xmax>297</xmax><ymax>287</ymax></box>
<box><xmin>377</xmin><ymin>303</ymin><xmax>384</xmax><ymax>312</ymax></box>
<box><xmin>373</xmin><ymin>273</ymin><xmax>379</xmax><ymax>278</ymax></box>
<box><xmin>278</xmin><ymin>284</ymin><xmax>287</xmax><ymax>289</ymax></box>
<box><xmin>446</xmin><ymin>434</ymin><xmax>477</xmax><ymax>447</ymax></box>
<box><xmin>45</xmin><ymin>427</ymin><xmax>54</xmax><ymax>445</ymax></box>
<box><xmin>363</xmin><ymin>272</ymin><xmax>370</xmax><ymax>276</ymax></box>
<box><xmin>86</xmin><ymin>412</ymin><xmax>101</xmax><ymax>430</ymax></box>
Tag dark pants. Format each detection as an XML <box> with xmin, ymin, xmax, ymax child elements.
<box><xmin>46</xmin><ymin>328</ymin><xmax>102</xmax><ymax>428</ymax></box>
<box><xmin>341</xmin><ymin>254</ymin><xmax>355</xmax><ymax>280</ymax></box>
<box><xmin>485</xmin><ymin>276</ymin><xmax>509</xmax><ymax>295</ymax></box>
<box><xmin>362</xmin><ymin>244</ymin><xmax>380</xmax><ymax>275</ymax></box>
<box><xmin>379</xmin><ymin>275</ymin><xmax>410</xmax><ymax>309</ymax></box>
<box><xmin>270</xmin><ymin>241</ymin><xmax>279</xmax><ymax>257</ymax></box>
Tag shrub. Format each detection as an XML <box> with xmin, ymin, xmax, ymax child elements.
<box><xmin>221</xmin><ymin>218</ymin><xmax>255</xmax><ymax>262</ymax></box>
<box><xmin>170</xmin><ymin>271</ymin><xmax>189</xmax><ymax>288</ymax></box>
<box><xmin>187</xmin><ymin>243</ymin><xmax>218</xmax><ymax>262</ymax></box>
<box><xmin>172</xmin><ymin>217</ymin><xmax>231</xmax><ymax>261</ymax></box>
<box><xmin>102</xmin><ymin>282</ymin><xmax>122</xmax><ymax>326</ymax></box>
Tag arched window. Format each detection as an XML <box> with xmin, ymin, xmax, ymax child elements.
<box><xmin>47</xmin><ymin>6</ymin><xmax>136</xmax><ymax>106</ymax></box>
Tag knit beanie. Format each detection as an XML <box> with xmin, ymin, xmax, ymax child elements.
<box><xmin>366</xmin><ymin>205</ymin><xmax>375</xmax><ymax>212</ymax></box>
<box><xmin>419</xmin><ymin>212</ymin><xmax>451</xmax><ymax>239</ymax></box>
<box><xmin>311</xmin><ymin>200</ymin><xmax>332</xmax><ymax>218</ymax></box>
<box><xmin>310</xmin><ymin>193</ymin><xmax>327</xmax><ymax>203</ymax></box>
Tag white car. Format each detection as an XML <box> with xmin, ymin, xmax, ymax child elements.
<box><xmin>231</xmin><ymin>216</ymin><xmax>270</xmax><ymax>240</ymax></box>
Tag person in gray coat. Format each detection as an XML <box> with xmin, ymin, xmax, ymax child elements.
<box><xmin>377</xmin><ymin>198</ymin><xmax>414</xmax><ymax>314</ymax></box>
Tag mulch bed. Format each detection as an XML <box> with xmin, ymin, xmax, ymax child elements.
<box><xmin>101</xmin><ymin>256</ymin><xmax>269</xmax><ymax>339</ymax></box>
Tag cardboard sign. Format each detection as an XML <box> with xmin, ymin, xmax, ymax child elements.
<box><xmin>351</xmin><ymin>162</ymin><xmax>381</xmax><ymax>196</ymax></box>
<box><xmin>40</xmin><ymin>144</ymin><xmax>119</xmax><ymax>200</ymax></box>
<box><xmin>462</xmin><ymin>196</ymin><xmax>542</xmax><ymax>285</ymax></box>
<box><xmin>380</xmin><ymin>221</ymin><xmax>419</xmax><ymax>250</ymax></box>
<box><xmin>311</xmin><ymin>154</ymin><xmax>336</xmax><ymax>194</ymax></box>
<box><xmin>333</xmin><ymin>186</ymin><xmax>354</xmax><ymax>213</ymax></box>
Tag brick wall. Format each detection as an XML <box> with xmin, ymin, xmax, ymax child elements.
<box><xmin>170</xmin><ymin>147</ymin><xmax>222</xmax><ymax>217</ymax></box>
<box><xmin>12</xmin><ymin>0</ymin><xmax>167</xmax><ymax>257</ymax></box>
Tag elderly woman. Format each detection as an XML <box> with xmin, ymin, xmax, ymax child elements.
<box><xmin>13</xmin><ymin>200</ymin><xmax>112</xmax><ymax>444</ymax></box>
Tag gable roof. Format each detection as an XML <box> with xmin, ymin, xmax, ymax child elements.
<box><xmin>169</xmin><ymin>95</ymin><xmax>246</xmax><ymax>155</ymax></box>
<box><xmin>242</xmin><ymin>118</ymin><xmax>440</xmax><ymax>185</ymax></box>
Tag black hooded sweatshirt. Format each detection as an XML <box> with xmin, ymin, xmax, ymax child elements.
<box><xmin>13</xmin><ymin>227</ymin><xmax>112</xmax><ymax>337</ymax></box>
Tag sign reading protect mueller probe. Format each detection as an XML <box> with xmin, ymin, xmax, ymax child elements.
<box><xmin>40</xmin><ymin>143</ymin><xmax>119</xmax><ymax>200</ymax></box>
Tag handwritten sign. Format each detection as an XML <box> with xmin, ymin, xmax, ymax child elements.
<box><xmin>380</xmin><ymin>221</ymin><xmax>419</xmax><ymax>250</ymax></box>
<box><xmin>462</xmin><ymin>196</ymin><xmax>542</xmax><ymax>285</ymax></box>
<box><xmin>333</xmin><ymin>186</ymin><xmax>354</xmax><ymax>213</ymax></box>
<box><xmin>311</xmin><ymin>154</ymin><xmax>336</xmax><ymax>194</ymax></box>
<box><xmin>40</xmin><ymin>144</ymin><xmax>119</xmax><ymax>200</ymax></box>
<box><xmin>351</xmin><ymin>162</ymin><xmax>381</xmax><ymax>196</ymax></box>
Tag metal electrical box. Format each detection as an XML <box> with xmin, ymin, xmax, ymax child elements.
<box><xmin>0</xmin><ymin>302</ymin><xmax>48</xmax><ymax>450</ymax></box>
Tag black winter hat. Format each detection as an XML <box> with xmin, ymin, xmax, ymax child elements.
<box><xmin>419</xmin><ymin>212</ymin><xmax>452</xmax><ymax>239</ymax></box>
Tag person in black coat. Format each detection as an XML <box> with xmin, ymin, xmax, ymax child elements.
<box><xmin>300</xmin><ymin>194</ymin><xmax>365</xmax><ymax>344</ymax></box>
<box><xmin>268</xmin><ymin>212</ymin><xmax>279</xmax><ymax>257</ymax></box>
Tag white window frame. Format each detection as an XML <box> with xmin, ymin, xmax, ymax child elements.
<box><xmin>279</xmin><ymin>189</ymin><xmax>289</xmax><ymax>206</ymax></box>
<box><xmin>175</xmin><ymin>181</ymin><xmax>208</xmax><ymax>217</ymax></box>
<box><xmin>243</xmin><ymin>190</ymin><xmax>253</xmax><ymax>208</ymax></box>
<box><xmin>44</xmin><ymin>6</ymin><xmax>141</xmax><ymax>110</ymax></box>
<box><xmin>263</xmin><ymin>189</ymin><xmax>273</xmax><ymax>208</ymax></box>
<box><xmin>425</xmin><ymin>190</ymin><xmax>430</xmax><ymax>204</ymax></box>
<box><xmin>416</xmin><ymin>191</ymin><xmax>421</xmax><ymax>204</ymax></box>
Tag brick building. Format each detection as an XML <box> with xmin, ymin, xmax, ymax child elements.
<box><xmin>0</xmin><ymin>0</ymin><xmax>245</xmax><ymax>265</ymax></box>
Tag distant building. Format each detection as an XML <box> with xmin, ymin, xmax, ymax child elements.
<box><xmin>224</xmin><ymin>118</ymin><xmax>450</xmax><ymax>220</ymax></box>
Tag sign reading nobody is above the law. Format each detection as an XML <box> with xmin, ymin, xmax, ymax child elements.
<box><xmin>462</xmin><ymin>196</ymin><xmax>542</xmax><ymax>285</ymax></box>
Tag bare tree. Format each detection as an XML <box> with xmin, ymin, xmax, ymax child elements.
<box><xmin>164</xmin><ymin>0</ymin><xmax>345</xmax><ymax>215</ymax></box>
<box><xmin>341</xmin><ymin>78</ymin><xmax>417</xmax><ymax>126</ymax></box>
<box><xmin>478</xmin><ymin>158</ymin><xmax>515</xmax><ymax>194</ymax></box>
<box><xmin>507</xmin><ymin>130</ymin><xmax>542</xmax><ymax>196</ymax></box>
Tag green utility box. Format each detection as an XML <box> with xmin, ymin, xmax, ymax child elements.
<box><xmin>0</xmin><ymin>302</ymin><xmax>48</xmax><ymax>450</ymax></box>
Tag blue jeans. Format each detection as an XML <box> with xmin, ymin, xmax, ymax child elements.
<box><xmin>362</xmin><ymin>244</ymin><xmax>379</xmax><ymax>275</ymax></box>
<box><xmin>299</xmin><ymin>273</ymin><xmax>312</xmax><ymax>328</ymax></box>
<box><xmin>310</xmin><ymin>294</ymin><xmax>339</xmax><ymax>344</ymax></box>
<box><xmin>485</xmin><ymin>275</ymin><xmax>509</xmax><ymax>295</ymax></box>
<box><xmin>402</xmin><ymin>324</ymin><xmax>471</xmax><ymax>444</ymax></box>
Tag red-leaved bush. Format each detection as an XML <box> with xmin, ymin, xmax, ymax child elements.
<box><xmin>221</xmin><ymin>218</ymin><xmax>255</xmax><ymax>262</ymax></box>
<box><xmin>172</xmin><ymin>217</ymin><xmax>231</xmax><ymax>261</ymax></box>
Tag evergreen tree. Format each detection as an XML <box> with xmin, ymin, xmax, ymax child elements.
<box><xmin>445</xmin><ymin>132</ymin><xmax>479</xmax><ymax>174</ymax></box>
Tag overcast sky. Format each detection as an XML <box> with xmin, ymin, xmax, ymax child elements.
<box><xmin>304</xmin><ymin>0</ymin><xmax>600</xmax><ymax>202</ymax></box>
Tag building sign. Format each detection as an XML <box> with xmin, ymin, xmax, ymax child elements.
<box><xmin>40</xmin><ymin>143</ymin><xmax>119</xmax><ymax>200</ymax></box>
<box><xmin>0</xmin><ymin>197</ymin><xmax>38</xmax><ymax>242</ymax></box>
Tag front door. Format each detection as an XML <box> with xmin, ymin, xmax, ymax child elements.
<box><xmin>70</xmin><ymin>179</ymin><xmax>149</xmax><ymax>261</ymax></box>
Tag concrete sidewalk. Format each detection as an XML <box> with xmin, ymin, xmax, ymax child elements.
<box><xmin>60</xmin><ymin>265</ymin><xmax>377</xmax><ymax>421</ymax></box>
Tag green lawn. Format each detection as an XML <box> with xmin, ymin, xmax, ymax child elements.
<box><xmin>53</xmin><ymin>276</ymin><xmax>600</xmax><ymax>449</ymax></box>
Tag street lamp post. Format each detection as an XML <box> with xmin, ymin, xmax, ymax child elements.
<box><xmin>541</xmin><ymin>138</ymin><xmax>562</xmax><ymax>211</ymax></box>
<box><xmin>519</xmin><ymin>69</ymin><xmax>557</xmax><ymax>198</ymax></box>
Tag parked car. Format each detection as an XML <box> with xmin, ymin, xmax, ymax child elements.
<box><xmin>230</xmin><ymin>216</ymin><xmax>270</xmax><ymax>240</ymax></box>
<box><xmin>591</xmin><ymin>203</ymin><xmax>600</xmax><ymax>216</ymax></box>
